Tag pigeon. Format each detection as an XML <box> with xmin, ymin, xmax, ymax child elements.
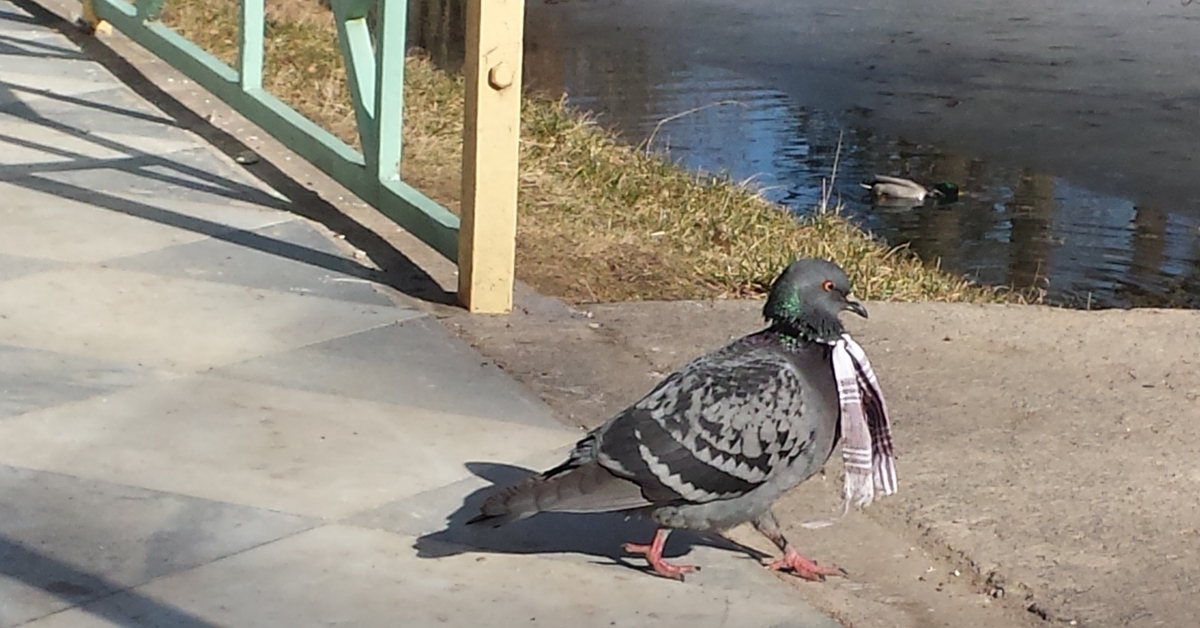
<box><xmin>468</xmin><ymin>259</ymin><xmax>895</xmax><ymax>581</ymax></box>
<box><xmin>860</xmin><ymin>174</ymin><xmax>959</xmax><ymax>204</ymax></box>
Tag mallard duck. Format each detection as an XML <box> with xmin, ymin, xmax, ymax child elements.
<box><xmin>860</xmin><ymin>174</ymin><xmax>959</xmax><ymax>203</ymax></box>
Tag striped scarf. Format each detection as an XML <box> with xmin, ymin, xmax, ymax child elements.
<box><xmin>804</xmin><ymin>333</ymin><xmax>897</xmax><ymax>528</ymax></box>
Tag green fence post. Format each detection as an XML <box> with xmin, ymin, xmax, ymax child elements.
<box><xmin>372</xmin><ymin>0</ymin><xmax>405</xmax><ymax>184</ymax></box>
<box><xmin>330</xmin><ymin>0</ymin><xmax>379</xmax><ymax>170</ymax></box>
<box><xmin>239</xmin><ymin>0</ymin><xmax>265</xmax><ymax>91</ymax></box>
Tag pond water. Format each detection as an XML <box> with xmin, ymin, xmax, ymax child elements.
<box><xmin>409</xmin><ymin>0</ymin><xmax>1200</xmax><ymax>308</ymax></box>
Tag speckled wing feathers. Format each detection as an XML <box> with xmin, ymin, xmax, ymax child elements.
<box><xmin>594</xmin><ymin>342</ymin><xmax>811</xmax><ymax>506</ymax></box>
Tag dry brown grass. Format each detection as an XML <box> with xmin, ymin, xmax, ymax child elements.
<box><xmin>161</xmin><ymin>0</ymin><xmax>1028</xmax><ymax>305</ymax></box>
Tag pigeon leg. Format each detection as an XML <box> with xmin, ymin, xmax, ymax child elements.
<box><xmin>623</xmin><ymin>528</ymin><xmax>697</xmax><ymax>581</ymax></box>
<box><xmin>752</xmin><ymin>510</ymin><xmax>846</xmax><ymax>582</ymax></box>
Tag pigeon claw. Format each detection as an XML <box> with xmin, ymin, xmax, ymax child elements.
<box><xmin>623</xmin><ymin>542</ymin><xmax>698</xmax><ymax>581</ymax></box>
<box><xmin>623</xmin><ymin>529</ymin><xmax>698</xmax><ymax>581</ymax></box>
<box><xmin>767</xmin><ymin>546</ymin><xmax>847</xmax><ymax>582</ymax></box>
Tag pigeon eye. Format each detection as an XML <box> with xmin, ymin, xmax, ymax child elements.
<box><xmin>822</xmin><ymin>280</ymin><xmax>835</xmax><ymax>292</ymax></box>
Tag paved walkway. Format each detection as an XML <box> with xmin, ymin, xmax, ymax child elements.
<box><xmin>0</xmin><ymin>2</ymin><xmax>841</xmax><ymax>626</ymax></box>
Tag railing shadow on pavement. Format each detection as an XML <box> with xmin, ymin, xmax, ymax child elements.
<box><xmin>0</xmin><ymin>1</ymin><xmax>39</xmax><ymax>24</ymax></box>
<box><xmin>0</xmin><ymin>29</ymin><xmax>88</xmax><ymax>59</ymax></box>
<box><xmin>0</xmin><ymin>109</ymin><xmax>403</xmax><ymax>295</ymax></box>
<box><xmin>2</xmin><ymin>0</ymin><xmax>457</xmax><ymax>306</ymax></box>
<box><xmin>3</xmin><ymin>80</ymin><xmax>184</xmax><ymax>127</ymax></box>
<box><xmin>0</xmin><ymin>88</ymin><xmax>292</xmax><ymax>212</ymax></box>
<box><xmin>413</xmin><ymin>461</ymin><xmax>769</xmax><ymax>576</ymax></box>
<box><xmin>1</xmin><ymin>536</ymin><xmax>222</xmax><ymax>628</ymax></box>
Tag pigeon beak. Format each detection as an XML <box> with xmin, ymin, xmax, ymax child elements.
<box><xmin>844</xmin><ymin>298</ymin><xmax>868</xmax><ymax>319</ymax></box>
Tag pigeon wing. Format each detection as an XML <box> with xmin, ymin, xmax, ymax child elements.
<box><xmin>594</xmin><ymin>347</ymin><xmax>812</xmax><ymax>505</ymax></box>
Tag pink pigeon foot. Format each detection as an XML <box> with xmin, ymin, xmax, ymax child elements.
<box><xmin>623</xmin><ymin>528</ymin><xmax>698</xmax><ymax>581</ymax></box>
<box><xmin>767</xmin><ymin>546</ymin><xmax>847</xmax><ymax>582</ymax></box>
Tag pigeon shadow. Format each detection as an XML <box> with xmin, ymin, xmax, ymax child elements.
<box><xmin>412</xmin><ymin>462</ymin><xmax>770</xmax><ymax>577</ymax></box>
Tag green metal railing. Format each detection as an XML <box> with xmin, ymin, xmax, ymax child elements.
<box><xmin>78</xmin><ymin>0</ymin><xmax>525</xmax><ymax>313</ymax></box>
<box><xmin>80</xmin><ymin>0</ymin><xmax>460</xmax><ymax>261</ymax></box>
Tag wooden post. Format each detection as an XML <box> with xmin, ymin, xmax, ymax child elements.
<box><xmin>79</xmin><ymin>0</ymin><xmax>112</xmax><ymax>34</ymax></box>
<box><xmin>459</xmin><ymin>0</ymin><xmax>525</xmax><ymax>314</ymax></box>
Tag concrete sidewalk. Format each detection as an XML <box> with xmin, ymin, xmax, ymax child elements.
<box><xmin>0</xmin><ymin>1</ymin><xmax>842</xmax><ymax>626</ymax></box>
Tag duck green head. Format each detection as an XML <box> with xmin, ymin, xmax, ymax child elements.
<box><xmin>930</xmin><ymin>182</ymin><xmax>960</xmax><ymax>202</ymax></box>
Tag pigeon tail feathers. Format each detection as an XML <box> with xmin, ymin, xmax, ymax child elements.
<box><xmin>467</xmin><ymin>461</ymin><xmax>651</xmax><ymax>527</ymax></box>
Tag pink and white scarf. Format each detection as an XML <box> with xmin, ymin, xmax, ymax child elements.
<box><xmin>804</xmin><ymin>333</ymin><xmax>897</xmax><ymax>528</ymax></box>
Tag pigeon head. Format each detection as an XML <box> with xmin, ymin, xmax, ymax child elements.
<box><xmin>763</xmin><ymin>259</ymin><xmax>867</xmax><ymax>342</ymax></box>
